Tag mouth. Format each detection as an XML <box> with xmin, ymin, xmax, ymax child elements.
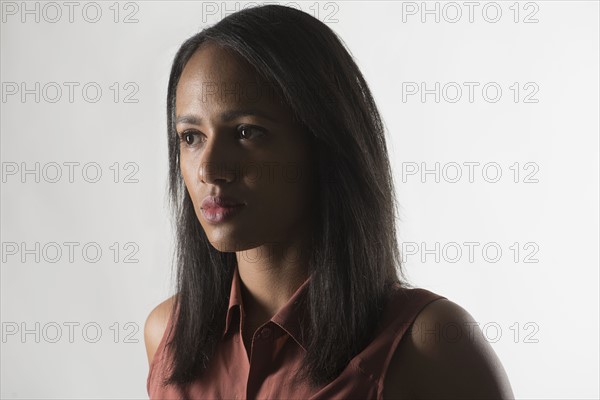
<box><xmin>200</xmin><ymin>195</ymin><xmax>246</xmax><ymax>224</ymax></box>
<box><xmin>201</xmin><ymin>195</ymin><xmax>245</xmax><ymax>208</ymax></box>
<box><xmin>200</xmin><ymin>204</ymin><xmax>245</xmax><ymax>224</ymax></box>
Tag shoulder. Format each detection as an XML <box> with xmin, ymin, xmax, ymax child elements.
<box><xmin>383</xmin><ymin>297</ymin><xmax>515</xmax><ymax>399</ymax></box>
<box><xmin>144</xmin><ymin>295</ymin><xmax>177</xmax><ymax>366</ymax></box>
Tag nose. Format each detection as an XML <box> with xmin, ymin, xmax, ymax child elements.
<box><xmin>198</xmin><ymin>130</ymin><xmax>238</xmax><ymax>184</ymax></box>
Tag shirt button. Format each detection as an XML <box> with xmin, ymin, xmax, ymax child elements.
<box><xmin>261</xmin><ymin>326</ymin><xmax>272</xmax><ymax>339</ymax></box>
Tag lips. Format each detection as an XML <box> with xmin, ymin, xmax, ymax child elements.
<box><xmin>200</xmin><ymin>195</ymin><xmax>246</xmax><ymax>224</ymax></box>
<box><xmin>201</xmin><ymin>195</ymin><xmax>245</xmax><ymax>210</ymax></box>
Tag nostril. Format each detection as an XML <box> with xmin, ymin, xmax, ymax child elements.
<box><xmin>199</xmin><ymin>161</ymin><xmax>239</xmax><ymax>184</ymax></box>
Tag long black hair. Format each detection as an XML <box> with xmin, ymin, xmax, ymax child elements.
<box><xmin>164</xmin><ymin>4</ymin><xmax>410</xmax><ymax>389</ymax></box>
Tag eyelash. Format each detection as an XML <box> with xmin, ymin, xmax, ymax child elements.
<box><xmin>178</xmin><ymin>124</ymin><xmax>266</xmax><ymax>147</ymax></box>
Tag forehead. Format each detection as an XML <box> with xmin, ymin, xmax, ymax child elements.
<box><xmin>176</xmin><ymin>43</ymin><xmax>282</xmax><ymax>114</ymax></box>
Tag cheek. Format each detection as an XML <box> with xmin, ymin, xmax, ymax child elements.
<box><xmin>249</xmin><ymin>160</ymin><xmax>314</xmax><ymax>216</ymax></box>
<box><xmin>179</xmin><ymin>155</ymin><xmax>199</xmax><ymax>197</ymax></box>
<box><xmin>179</xmin><ymin>149</ymin><xmax>195</xmax><ymax>175</ymax></box>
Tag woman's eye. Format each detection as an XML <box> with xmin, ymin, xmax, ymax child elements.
<box><xmin>178</xmin><ymin>126</ymin><xmax>264</xmax><ymax>147</ymax></box>
<box><xmin>179</xmin><ymin>131</ymin><xmax>200</xmax><ymax>146</ymax></box>
<box><xmin>238</xmin><ymin>125</ymin><xmax>265</xmax><ymax>140</ymax></box>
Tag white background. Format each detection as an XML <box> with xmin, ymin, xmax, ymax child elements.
<box><xmin>1</xmin><ymin>1</ymin><xmax>598</xmax><ymax>398</ymax></box>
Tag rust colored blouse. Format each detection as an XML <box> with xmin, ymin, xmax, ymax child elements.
<box><xmin>147</xmin><ymin>265</ymin><xmax>446</xmax><ymax>399</ymax></box>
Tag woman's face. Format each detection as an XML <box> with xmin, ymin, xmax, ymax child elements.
<box><xmin>175</xmin><ymin>43</ymin><xmax>315</xmax><ymax>253</ymax></box>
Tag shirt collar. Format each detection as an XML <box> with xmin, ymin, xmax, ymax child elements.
<box><xmin>222</xmin><ymin>264</ymin><xmax>312</xmax><ymax>351</ymax></box>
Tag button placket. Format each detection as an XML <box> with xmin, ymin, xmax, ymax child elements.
<box><xmin>246</xmin><ymin>323</ymin><xmax>276</xmax><ymax>399</ymax></box>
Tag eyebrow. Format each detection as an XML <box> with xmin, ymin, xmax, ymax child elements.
<box><xmin>175</xmin><ymin>109</ymin><xmax>279</xmax><ymax>125</ymax></box>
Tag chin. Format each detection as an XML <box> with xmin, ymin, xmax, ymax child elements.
<box><xmin>206</xmin><ymin>233</ymin><xmax>256</xmax><ymax>253</ymax></box>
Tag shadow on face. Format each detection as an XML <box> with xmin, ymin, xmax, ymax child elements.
<box><xmin>175</xmin><ymin>42</ymin><xmax>317</xmax><ymax>255</ymax></box>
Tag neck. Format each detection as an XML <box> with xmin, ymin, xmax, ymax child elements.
<box><xmin>235</xmin><ymin>234</ymin><xmax>311</xmax><ymax>326</ymax></box>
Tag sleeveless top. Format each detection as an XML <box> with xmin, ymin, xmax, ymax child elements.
<box><xmin>147</xmin><ymin>266</ymin><xmax>447</xmax><ymax>399</ymax></box>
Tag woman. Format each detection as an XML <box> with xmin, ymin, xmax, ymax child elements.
<box><xmin>145</xmin><ymin>5</ymin><xmax>514</xmax><ymax>399</ymax></box>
